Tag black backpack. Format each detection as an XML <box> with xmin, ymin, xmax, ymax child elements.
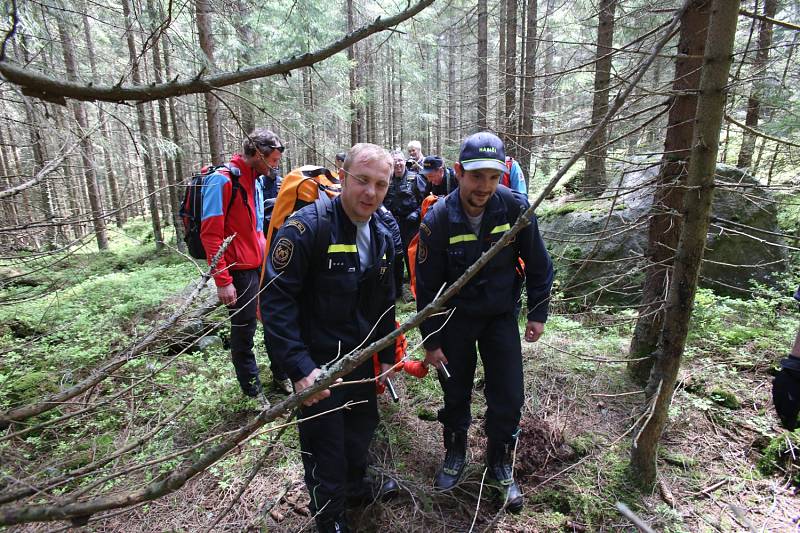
<box><xmin>179</xmin><ymin>164</ymin><xmax>243</xmax><ymax>260</ymax></box>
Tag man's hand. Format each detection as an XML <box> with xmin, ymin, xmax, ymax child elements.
<box><xmin>217</xmin><ymin>283</ymin><xmax>237</xmax><ymax>306</ymax></box>
<box><xmin>294</xmin><ymin>368</ymin><xmax>340</xmax><ymax>407</ymax></box>
<box><xmin>424</xmin><ymin>348</ymin><xmax>448</xmax><ymax>371</ymax></box>
<box><xmin>379</xmin><ymin>362</ymin><xmax>398</xmax><ymax>385</ymax></box>
<box><xmin>524</xmin><ymin>321</ymin><xmax>545</xmax><ymax>343</ymax></box>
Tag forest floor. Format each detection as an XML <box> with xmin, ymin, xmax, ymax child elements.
<box><xmin>1</xmin><ymin>220</ymin><xmax>799</xmax><ymax>532</ymax></box>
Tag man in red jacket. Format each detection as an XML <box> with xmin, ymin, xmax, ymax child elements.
<box><xmin>200</xmin><ymin>128</ymin><xmax>290</xmax><ymax>400</ymax></box>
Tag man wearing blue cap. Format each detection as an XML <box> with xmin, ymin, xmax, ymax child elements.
<box><xmin>415</xmin><ymin>131</ymin><xmax>553</xmax><ymax>512</ymax></box>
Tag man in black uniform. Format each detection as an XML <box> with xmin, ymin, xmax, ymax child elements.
<box><xmin>418</xmin><ymin>155</ymin><xmax>458</xmax><ymax>200</ymax></box>
<box><xmin>261</xmin><ymin>143</ymin><xmax>398</xmax><ymax>533</ymax></box>
<box><xmin>415</xmin><ymin>131</ymin><xmax>553</xmax><ymax>513</ymax></box>
<box><xmin>773</xmin><ymin>285</ymin><xmax>800</xmax><ymax>430</ymax></box>
<box><xmin>385</xmin><ymin>150</ymin><xmax>421</xmax><ymax>294</ymax></box>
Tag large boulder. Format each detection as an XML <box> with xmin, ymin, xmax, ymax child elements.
<box><xmin>538</xmin><ymin>162</ymin><xmax>787</xmax><ymax>303</ymax></box>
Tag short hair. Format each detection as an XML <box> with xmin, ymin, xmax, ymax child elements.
<box><xmin>243</xmin><ymin>128</ymin><xmax>283</xmax><ymax>156</ymax></box>
<box><xmin>343</xmin><ymin>143</ymin><xmax>392</xmax><ymax>174</ymax></box>
<box><xmin>407</xmin><ymin>140</ymin><xmax>422</xmax><ymax>151</ymax></box>
<box><xmin>390</xmin><ymin>149</ymin><xmax>405</xmax><ymax>160</ymax></box>
<box><xmin>335</xmin><ymin>152</ymin><xmax>347</xmax><ymax>162</ymax></box>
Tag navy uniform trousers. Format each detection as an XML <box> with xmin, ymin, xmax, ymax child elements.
<box><xmin>437</xmin><ymin>309</ymin><xmax>524</xmax><ymax>445</ymax></box>
<box><xmin>298</xmin><ymin>360</ymin><xmax>378</xmax><ymax>518</ymax></box>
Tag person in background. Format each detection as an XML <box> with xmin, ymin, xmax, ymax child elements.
<box><xmin>335</xmin><ymin>151</ymin><xmax>347</xmax><ymax>172</ymax></box>
<box><xmin>773</xmin><ymin>285</ymin><xmax>800</xmax><ymax>431</ymax></box>
<box><xmin>200</xmin><ymin>128</ymin><xmax>291</xmax><ymax>401</ymax></box>
<box><xmin>385</xmin><ymin>150</ymin><xmax>422</xmax><ymax>296</ymax></box>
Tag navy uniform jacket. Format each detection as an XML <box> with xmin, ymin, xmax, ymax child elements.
<box><xmin>261</xmin><ymin>197</ymin><xmax>396</xmax><ymax>382</ymax></box>
<box><xmin>383</xmin><ymin>170</ymin><xmax>420</xmax><ymax>224</ymax></box>
<box><xmin>416</xmin><ymin>186</ymin><xmax>554</xmax><ymax>351</ymax></box>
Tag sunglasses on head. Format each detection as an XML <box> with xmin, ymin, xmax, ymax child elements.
<box><xmin>260</xmin><ymin>144</ymin><xmax>285</xmax><ymax>154</ymax></box>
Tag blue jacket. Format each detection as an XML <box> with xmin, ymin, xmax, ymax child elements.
<box><xmin>261</xmin><ymin>197</ymin><xmax>397</xmax><ymax>382</ymax></box>
<box><xmin>416</xmin><ymin>186</ymin><xmax>553</xmax><ymax>351</ymax></box>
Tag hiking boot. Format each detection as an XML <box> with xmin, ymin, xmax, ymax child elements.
<box><xmin>346</xmin><ymin>472</ymin><xmax>400</xmax><ymax>507</ymax></box>
<box><xmin>485</xmin><ymin>439</ymin><xmax>523</xmax><ymax>513</ymax></box>
<box><xmin>315</xmin><ymin>512</ymin><xmax>349</xmax><ymax>533</ymax></box>
<box><xmin>271</xmin><ymin>376</ymin><xmax>293</xmax><ymax>395</ymax></box>
<box><xmin>434</xmin><ymin>429</ymin><xmax>467</xmax><ymax>491</ymax></box>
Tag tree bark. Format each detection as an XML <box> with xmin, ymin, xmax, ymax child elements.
<box><xmin>504</xmin><ymin>0</ymin><xmax>518</xmax><ymax>144</ymax></box>
<box><xmin>477</xmin><ymin>0</ymin><xmax>489</xmax><ymax>129</ymax></box>
<box><xmin>57</xmin><ymin>13</ymin><xmax>109</xmax><ymax>250</ymax></box>
<box><xmin>583</xmin><ymin>0</ymin><xmax>617</xmax><ymax>197</ymax></box>
<box><xmin>195</xmin><ymin>0</ymin><xmax>224</xmax><ymax>163</ymax></box>
<box><xmin>147</xmin><ymin>0</ymin><xmax>183</xmax><ymax>248</ymax></box>
<box><xmin>519</xmin><ymin>0</ymin><xmax>538</xmax><ymax>183</ymax></box>
<box><xmin>347</xmin><ymin>0</ymin><xmax>358</xmax><ymax>145</ymax></box>
<box><xmin>630</xmin><ymin>0</ymin><xmax>740</xmax><ymax>489</ymax></box>
<box><xmin>736</xmin><ymin>0</ymin><xmax>778</xmax><ymax>170</ymax></box>
<box><xmin>629</xmin><ymin>0</ymin><xmax>711</xmax><ymax>384</ymax></box>
<box><xmin>123</xmin><ymin>0</ymin><xmax>164</xmax><ymax>249</ymax></box>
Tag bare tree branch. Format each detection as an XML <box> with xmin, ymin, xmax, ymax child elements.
<box><xmin>0</xmin><ymin>0</ymin><xmax>434</xmax><ymax>104</ymax></box>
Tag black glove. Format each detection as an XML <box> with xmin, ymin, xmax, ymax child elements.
<box><xmin>772</xmin><ymin>355</ymin><xmax>800</xmax><ymax>431</ymax></box>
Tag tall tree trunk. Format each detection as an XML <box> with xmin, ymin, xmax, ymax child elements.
<box><xmin>146</xmin><ymin>0</ymin><xmax>184</xmax><ymax>249</ymax></box>
<box><xmin>540</xmin><ymin>0</ymin><xmax>555</xmax><ymax>175</ymax></box>
<box><xmin>0</xmin><ymin>126</ymin><xmax>20</xmax><ymax>229</ymax></box>
<box><xmin>347</xmin><ymin>0</ymin><xmax>358</xmax><ymax>145</ymax></box>
<box><xmin>519</xmin><ymin>0</ymin><xmax>538</xmax><ymax>183</ymax></box>
<box><xmin>195</xmin><ymin>0</ymin><xmax>224</xmax><ymax>163</ymax></box>
<box><xmin>80</xmin><ymin>10</ymin><xmax>123</xmax><ymax>229</ymax></box>
<box><xmin>163</xmin><ymin>39</ymin><xmax>186</xmax><ymax>193</ymax></box>
<box><xmin>504</xmin><ymin>0</ymin><xmax>518</xmax><ymax>145</ymax></box>
<box><xmin>235</xmin><ymin>0</ymin><xmax>256</xmax><ymax>133</ymax></box>
<box><xmin>448</xmin><ymin>31</ymin><xmax>457</xmax><ymax>145</ymax></box>
<box><xmin>583</xmin><ymin>0</ymin><xmax>617</xmax><ymax>197</ymax></box>
<box><xmin>736</xmin><ymin>0</ymin><xmax>778</xmax><ymax>169</ymax></box>
<box><xmin>123</xmin><ymin>0</ymin><xmax>164</xmax><ymax>249</ymax></box>
<box><xmin>57</xmin><ymin>13</ymin><xmax>109</xmax><ymax>250</ymax></box>
<box><xmin>498</xmin><ymin>0</ymin><xmax>506</xmax><ymax>129</ymax></box>
<box><xmin>630</xmin><ymin>0</ymin><xmax>740</xmax><ymax>489</ymax></box>
<box><xmin>629</xmin><ymin>0</ymin><xmax>711</xmax><ymax>384</ymax></box>
<box><xmin>477</xmin><ymin>0</ymin><xmax>489</xmax><ymax>129</ymax></box>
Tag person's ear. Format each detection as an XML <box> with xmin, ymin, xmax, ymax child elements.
<box><xmin>454</xmin><ymin>163</ymin><xmax>464</xmax><ymax>180</ymax></box>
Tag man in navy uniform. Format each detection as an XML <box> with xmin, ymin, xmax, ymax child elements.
<box><xmin>261</xmin><ymin>143</ymin><xmax>398</xmax><ymax>532</ymax></box>
<box><xmin>415</xmin><ymin>131</ymin><xmax>553</xmax><ymax>513</ymax></box>
<box><xmin>773</xmin><ymin>285</ymin><xmax>800</xmax><ymax>430</ymax></box>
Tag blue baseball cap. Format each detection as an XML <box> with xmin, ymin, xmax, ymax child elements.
<box><xmin>420</xmin><ymin>155</ymin><xmax>444</xmax><ymax>175</ymax></box>
<box><xmin>459</xmin><ymin>131</ymin><xmax>506</xmax><ymax>173</ymax></box>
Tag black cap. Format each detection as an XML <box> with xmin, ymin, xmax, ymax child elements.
<box><xmin>420</xmin><ymin>155</ymin><xmax>444</xmax><ymax>175</ymax></box>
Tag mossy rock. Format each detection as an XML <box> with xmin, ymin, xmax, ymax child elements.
<box><xmin>757</xmin><ymin>430</ymin><xmax>800</xmax><ymax>484</ymax></box>
<box><xmin>6</xmin><ymin>371</ymin><xmax>58</xmax><ymax>404</ymax></box>
<box><xmin>708</xmin><ymin>389</ymin><xmax>741</xmax><ymax>409</ymax></box>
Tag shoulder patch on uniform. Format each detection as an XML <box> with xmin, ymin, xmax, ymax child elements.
<box><xmin>286</xmin><ymin>219</ymin><xmax>306</xmax><ymax>234</ymax></box>
<box><xmin>419</xmin><ymin>222</ymin><xmax>431</xmax><ymax>237</ymax></box>
<box><xmin>271</xmin><ymin>237</ymin><xmax>294</xmax><ymax>271</ymax></box>
<box><xmin>418</xmin><ymin>240</ymin><xmax>428</xmax><ymax>264</ymax></box>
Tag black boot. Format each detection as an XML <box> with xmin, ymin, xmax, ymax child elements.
<box><xmin>485</xmin><ymin>439</ymin><xmax>523</xmax><ymax>513</ymax></box>
<box><xmin>434</xmin><ymin>429</ymin><xmax>467</xmax><ymax>491</ymax></box>
<box><xmin>315</xmin><ymin>512</ymin><xmax>349</xmax><ymax>533</ymax></box>
<box><xmin>346</xmin><ymin>472</ymin><xmax>400</xmax><ymax>507</ymax></box>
